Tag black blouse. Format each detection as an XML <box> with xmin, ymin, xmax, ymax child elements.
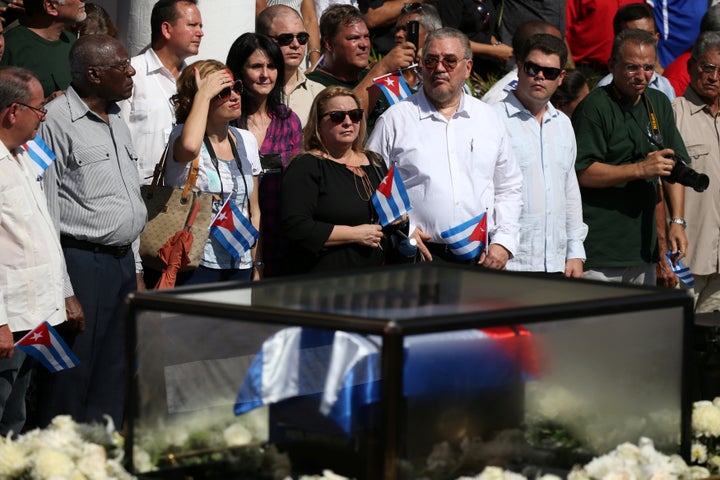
<box><xmin>281</xmin><ymin>152</ymin><xmax>388</xmax><ymax>275</ymax></box>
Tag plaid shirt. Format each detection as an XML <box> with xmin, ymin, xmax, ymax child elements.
<box><xmin>243</xmin><ymin>105</ymin><xmax>302</xmax><ymax>277</ymax></box>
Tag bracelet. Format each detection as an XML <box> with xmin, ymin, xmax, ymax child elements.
<box><xmin>308</xmin><ymin>48</ymin><xmax>322</xmax><ymax>56</ymax></box>
<box><xmin>253</xmin><ymin>261</ymin><xmax>264</xmax><ymax>268</ymax></box>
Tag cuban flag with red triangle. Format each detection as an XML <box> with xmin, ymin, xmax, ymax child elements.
<box><xmin>439</xmin><ymin>212</ymin><xmax>488</xmax><ymax>261</ymax></box>
<box><xmin>371</xmin><ymin>164</ymin><xmax>412</xmax><ymax>226</ymax></box>
<box><xmin>209</xmin><ymin>197</ymin><xmax>259</xmax><ymax>261</ymax></box>
<box><xmin>374</xmin><ymin>73</ymin><xmax>412</xmax><ymax>105</ymax></box>
<box><xmin>15</xmin><ymin>321</ymin><xmax>79</xmax><ymax>372</ymax></box>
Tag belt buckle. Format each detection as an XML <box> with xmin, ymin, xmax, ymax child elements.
<box><xmin>114</xmin><ymin>245</ymin><xmax>130</xmax><ymax>258</ymax></box>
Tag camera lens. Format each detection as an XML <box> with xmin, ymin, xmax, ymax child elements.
<box><xmin>667</xmin><ymin>156</ymin><xmax>709</xmax><ymax>192</ymax></box>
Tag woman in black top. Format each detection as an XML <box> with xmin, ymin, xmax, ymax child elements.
<box><xmin>281</xmin><ymin>86</ymin><xmax>387</xmax><ymax>274</ymax></box>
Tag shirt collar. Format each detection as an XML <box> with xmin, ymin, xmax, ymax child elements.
<box><xmin>684</xmin><ymin>85</ymin><xmax>717</xmax><ymax>116</ymax></box>
<box><xmin>65</xmin><ymin>85</ymin><xmax>121</xmax><ymax>122</ymax></box>
<box><xmin>417</xmin><ymin>88</ymin><xmax>471</xmax><ymax>120</ymax></box>
<box><xmin>504</xmin><ymin>90</ymin><xmax>559</xmax><ymax>122</ymax></box>
<box><xmin>144</xmin><ymin>48</ymin><xmax>183</xmax><ymax>76</ymax></box>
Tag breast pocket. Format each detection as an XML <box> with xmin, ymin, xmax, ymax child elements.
<box><xmin>70</xmin><ymin>145</ymin><xmax>112</xmax><ymax>169</ymax></box>
<box><xmin>686</xmin><ymin>144</ymin><xmax>710</xmax><ymax>173</ymax></box>
<box><xmin>0</xmin><ymin>185</ymin><xmax>33</xmax><ymax>221</ymax></box>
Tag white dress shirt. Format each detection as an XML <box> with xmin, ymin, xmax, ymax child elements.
<box><xmin>119</xmin><ymin>48</ymin><xmax>181</xmax><ymax>184</ymax></box>
<box><xmin>366</xmin><ymin>89</ymin><xmax>523</xmax><ymax>254</ymax></box>
<box><xmin>495</xmin><ymin>92</ymin><xmax>587</xmax><ymax>273</ymax></box>
<box><xmin>0</xmin><ymin>141</ymin><xmax>66</xmax><ymax>331</ymax></box>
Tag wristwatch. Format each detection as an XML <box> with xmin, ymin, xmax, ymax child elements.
<box><xmin>670</xmin><ymin>218</ymin><xmax>687</xmax><ymax>229</ymax></box>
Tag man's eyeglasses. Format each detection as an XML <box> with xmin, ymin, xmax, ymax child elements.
<box><xmin>216</xmin><ymin>79</ymin><xmax>243</xmax><ymax>101</ymax></box>
<box><xmin>270</xmin><ymin>32</ymin><xmax>310</xmax><ymax>47</ymax></box>
<box><xmin>522</xmin><ymin>61</ymin><xmax>562</xmax><ymax>80</ymax></box>
<box><xmin>94</xmin><ymin>58</ymin><xmax>133</xmax><ymax>74</ymax></box>
<box><xmin>402</xmin><ymin>2</ymin><xmax>423</xmax><ymax>13</ymax></box>
<box><xmin>622</xmin><ymin>63</ymin><xmax>655</xmax><ymax>73</ymax></box>
<box><xmin>17</xmin><ymin>102</ymin><xmax>47</xmax><ymax>119</ymax></box>
<box><xmin>423</xmin><ymin>55</ymin><xmax>465</xmax><ymax>71</ymax></box>
<box><xmin>322</xmin><ymin>109</ymin><xmax>364</xmax><ymax>123</ymax></box>
<box><xmin>698</xmin><ymin>62</ymin><xmax>720</xmax><ymax>76</ymax></box>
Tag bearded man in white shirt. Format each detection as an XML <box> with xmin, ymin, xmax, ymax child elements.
<box><xmin>120</xmin><ymin>0</ymin><xmax>204</xmax><ymax>184</ymax></box>
<box><xmin>366</xmin><ymin>28</ymin><xmax>523</xmax><ymax>268</ymax></box>
<box><xmin>495</xmin><ymin>33</ymin><xmax>587</xmax><ymax>277</ymax></box>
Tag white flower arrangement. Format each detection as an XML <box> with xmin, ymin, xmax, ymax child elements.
<box><xmin>690</xmin><ymin>396</ymin><xmax>720</xmax><ymax>474</ymax></box>
<box><xmin>0</xmin><ymin>415</ymin><xmax>134</xmax><ymax>480</ymax></box>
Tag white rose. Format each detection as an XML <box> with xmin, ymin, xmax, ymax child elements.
<box><xmin>222</xmin><ymin>423</ymin><xmax>252</xmax><ymax>447</ymax></box>
<box><xmin>77</xmin><ymin>444</ymin><xmax>108</xmax><ymax>480</ymax></box>
<box><xmin>689</xmin><ymin>466</ymin><xmax>711</xmax><ymax>479</ymax></box>
<box><xmin>479</xmin><ymin>466</ymin><xmax>507</xmax><ymax>480</ymax></box>
<box><xmin>692</xmin><ymin>402</ymin><xmax>720</xmax><ymax>437</ymax></box>
<box><xmin>33</xmin><ymin>449</ymin><xmax>75</xmax><ymax>479</ymax></box>
<box><xmin>0</xmin><ymin>442</ymin><xmax>28</xmax><ymax>476</ymax></box>
<box><xmin>691</xmin><ymin>442</ymin><xmax>708</xmax><ymax>464</ymax></box>
<box><xmin>713</xmin><ymin>397</ymin><xmax>720</xmax><ymax>409</ymax></box>
<box><xmin>320</xmin><ymin>470</ymin><xmax>350</xmax><ymax>479</ymax></box>
<box><xmin>50</xmin><ymin>415</ymin><xmax>78</xmax><ymax>433</ymax></box>
<box><xmin>567</xmin><ymin>467</ymin><xmax>591</xmax><ymax>480</ymax></box>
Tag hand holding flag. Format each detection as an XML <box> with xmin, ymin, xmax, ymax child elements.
<box><xmin>371</xmin><ymin>164</ymin><xmax>412</xmax><ymax>227</ymax></box>
<box><xmin>440</xmin><ymin>212</ymin><xmax>488</xmax><ymax>261</ymax></box>
<box><xmin>209</xmin><ymin>196</ymin><xmax>259</xmax><ymax>261</ymax></box>
<box><xmin>15</xmin><ymin>321</ymin><xmax>79</xmax><ymax>372</ymax></box>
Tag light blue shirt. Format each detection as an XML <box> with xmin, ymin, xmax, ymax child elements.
<box><xmin>596</xmin><ymin>71</ymin><xmax>676</xmax><ymax>100</ymax></box>
<box><xmin>494</xmin><ymin>91</ymin><xmax>587</xmax><ymax>273</ymax></box>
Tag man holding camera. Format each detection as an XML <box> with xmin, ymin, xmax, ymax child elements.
<box><xmin>573</xmin><ymin>29</ymin><xmax>688</xmax><ymax>286</ymax></box>
<box><xmin>672</xmin><ymin>31</ymin><xmax>720</xmax><ymax>310</ymax></box>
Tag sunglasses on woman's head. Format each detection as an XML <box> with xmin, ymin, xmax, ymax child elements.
<box><xmin>322</xmin><ymin>109</ymin><xmax>364</xmax><ymax>123</ymax></box>
<box><xmin>270</xmin><ymin>32</ymin><xmax>310</xmax><ymax>46</ymax></box>
<box><xmin>216</xmin><ymin>79</ymin><xmax>243</xmax><ymax>101</ymax></box>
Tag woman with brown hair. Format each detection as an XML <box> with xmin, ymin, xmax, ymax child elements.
<box><xmin>164</xmin><ymin>59</ymin><xmax>262</xmax><ymax>284</ymax></box>
<box><xmin>281</xmin><ymin>85</ymin><xmax>388</xmax><ymax>275</ymax></box>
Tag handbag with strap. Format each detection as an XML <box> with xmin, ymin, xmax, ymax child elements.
<box><xmin>139</xmin><ymin>143</ymin><xmax>214</xmax><ymax>272</ymax></box>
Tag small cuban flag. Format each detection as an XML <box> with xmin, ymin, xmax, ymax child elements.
<box><xmin>15</xmin><ymin>321</ymin><xmax>79</xmax><ymax>372</ymax></box>
<box><xmin>665</xmin><ymin>251</ymin><xmax>695</xmax><ymax>287</ymax></box>
<box><xmin>22</xmin><ymin>134</ymin><xmax>56</xmax><ymax>181</ymax></box>
<box><xmin>373</xmin><ymin>72</ymin><xmax>412</xmax><ymax>105</ymax></box>
<box><xmin>439</xmin><ymin>212</ymin><xmax>488</xmax><ymax>261</ymax></box>
<box><xmin>209</xmin><ymin>196</ymin><xmax>259</xmax><ymax>261</ymax></box>
<box><xmin>371</xmin><ymin>164</ymin><xmax>412</xmax><ymax>226</ymax></box>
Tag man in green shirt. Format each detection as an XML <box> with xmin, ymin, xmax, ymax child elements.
<box><xmin>1</xmin><ymin>0</ymin><xmax>87</xmax><ymax>99</ymax></box>
<box><xmin>573</xmin><ymin>29</ymin><xmax>688</xmax><ymax>286</ymax></box>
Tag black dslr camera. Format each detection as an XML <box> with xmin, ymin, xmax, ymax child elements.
<box><xmin>667</xmin><ymin>155</ymin><xmax>709</xmax><ymax>192</ymax></box>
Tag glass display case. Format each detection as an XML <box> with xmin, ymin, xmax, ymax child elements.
<box><xmin>125</xmin><ymin>264</ymin><xmax>693</xmax><ymax>480</ymax></box>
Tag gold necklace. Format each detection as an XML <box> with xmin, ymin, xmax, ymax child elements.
<box><xmin>322</xmin><ymin>150</ymin><xmax>374</xmax><ymax>201</ymax></box>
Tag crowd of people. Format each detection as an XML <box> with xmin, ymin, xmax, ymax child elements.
<box><xmin>0</xmin><ymin>0</ymin><xmax>717</xmax><ymax>445</ymax></box>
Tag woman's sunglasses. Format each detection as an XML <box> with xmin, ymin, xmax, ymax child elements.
<box><xmin>216</xmin><ymin>79</ymin><xmax>243</xmax><ymax>101</ymax></box>
<box><xmin>322</xmin><ymin>109</ymin><xmax>364</xmax><ymax>123</ymax></box>
<box><xmin>270</xmin><ymin>32</ymin><xmax>310</xmax><ymax>47</ymax></box>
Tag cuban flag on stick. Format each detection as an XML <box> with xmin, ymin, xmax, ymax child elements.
<box><xmin>439</xmin><ymin>212</ymin><xmax>488</xmax><ymax>261</ymax></box>
<box><xmin>209</xmin><ymin>196</ymin><xmax>259</xmax><ymax>261</ymax></box>
<box><xmin>22</xmin><ymin>134</ymin><xmax>56</xmax><ymax>181</ymax></box>
<box><xmin>373</xmin><ymin>72</ymin><xmax>412</xmax><ymax>105</ymax></box>
<box><xmin>371</xmin><ymin>164</ymin><xmax>412</xmax><ymax>226</ymax></box>
<box><xmin>15</xmin><ymin>321</ymin><xmax>79</xmax><ymax>372</ymax></box>
<box><xmin>665</xmin><ymin>251</ymin><xmax>695</xmax><ymax>287</ymax></box>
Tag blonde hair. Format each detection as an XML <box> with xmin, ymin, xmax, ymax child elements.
<box><xmin>303</xmin><ymin>85</ymin><xmax>367</xmax><ymax>154</ymax></box>
<box><xmin>172</xmin><ymin>59</ymin><xmax>227</xmax><ymax>124</ymax></box>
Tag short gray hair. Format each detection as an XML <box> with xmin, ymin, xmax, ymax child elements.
<box><xmin>0</xmin><ymin>66</ymin><xmax>36</xmax><ymax>110</ymax></box>
<box><xmin>691</xmin><ymin>31</ymin><xmax>720</xmax><ymax>62</ymax></box>
<box><xmin>423</xmin><ymin>27</ymin><xmax>472</xmax><ymax>60</ymax></box>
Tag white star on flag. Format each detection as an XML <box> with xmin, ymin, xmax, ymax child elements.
<box><xmin>31</xmin><ymin>332</ymin><xmax>43</xmax><ymax>341</ymax></box>
<box><xmin>384</xmin><ymin>77</ymin><xmax>395</xmax><ymax>87</ymax></box>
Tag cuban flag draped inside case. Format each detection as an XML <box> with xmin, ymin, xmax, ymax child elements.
<box><xmin>371</xmin><ymin>164</ymin><xmax>412</xmax><ymax>226</ymax></box>
<box><xmin>15</xmin><ymin>321</ymin><xmax>79</xmax><ymax>372</ymax></box>
<box><xmin>374</xmin><ymin>73</ymin><xmax>412</xmax><ymax>105</ymax></box>
<box><xmin>440</xmin><ymin>212</ymin><xmax>488</xmax><ymax>261</ymax></box>
<box><xmin>210</xmin><ymin>197</ymin><xmax>259</xmax><ymax>261</ymax></box>
<box><xmin>22</xmin><ymin>134</ymin><xmax>56</xmax><ymax>180</ymax></box>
